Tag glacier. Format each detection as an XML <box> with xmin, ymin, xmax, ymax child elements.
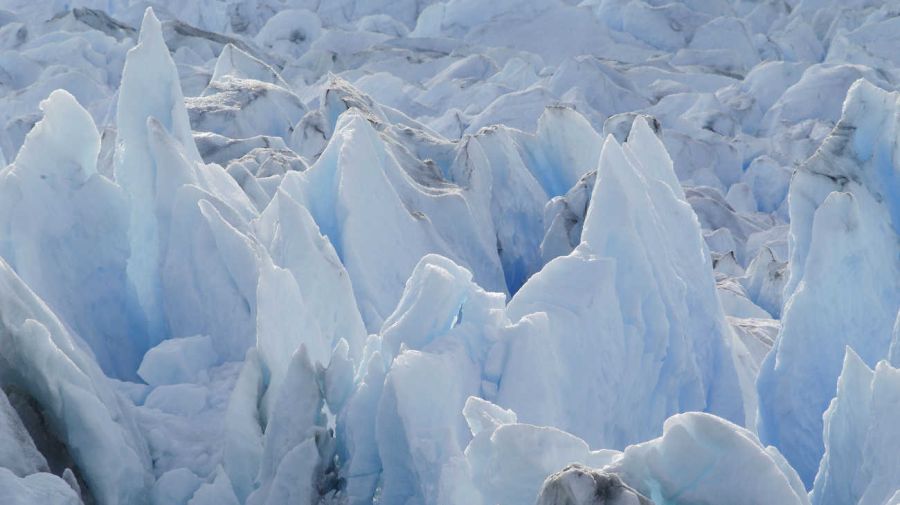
<box><xmin>0</xmin><ymin>0</ymin><xmax>899</xmax><ymax>505</ymax></box>
<box><xmin>812</xmin><ymin>348</ymin><xmax>900</xmax><ymax>505</ymax></box>
<box><xmin>757</xmin><ymin>78</ymin><xmax>900</xmax><ymax>486</ymax></box>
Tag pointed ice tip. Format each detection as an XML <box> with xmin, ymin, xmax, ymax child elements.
<box><xmin>295</xmin><ymin>342</ymin><xmax>311</xmax><ymax>362</ymax></box>
<box><xmin>846</xmin><ymin>78</ymin><xmax>881</xmax><ymax>99</ymax></box>
<box><xmin>463</xmin><ymin>396</ymin><xmax>517</xmax><ymax>436</ymax></box>
<box><xmin>593</xmin><ymin>134</ymin><xmax>633</xmax><ymax>190</ymax></box>
<box><xmin>598</xmin><ymin>134</ymin><xmax>627</xmax><ymax>171</ymax></box>
<box><xmin>841</xmin><ymin>345</ymin><xmax>869</xmax><ymax>376</ymax></box>
<box><xmin>138</xmin><ymin>7</ymin><xmax>164</xmax><ymax>45</ymax></box>
<box><xmin>873</xmin><ymin>359</ymin><xmax>895</xmax><ymax>375</ymax></box>
<box><xmin>601</xmin><ymin>133</ymin><xmax>620</xmax><ymax>151</ymax></box>
<box><xmin>628</xmin><ymin>114</ymin><xmax>661</xmax><ymax>141</ymax></box>
<box><xmin>625</xmin><ymin>116</ymin><xmax>656</xmax><ymax>150</ymax></box>
<box><xmin>335</xmin><ymin>108</ymin><xmax>375</xmax><ymax>135</ymax></box>
<box><xmin>843</xmin><ymin>345</ymin><xmax>862</xmax><ymax>363</ymax></box>
<box><xmin>537</xmin><ymin>103</ymin><xmax>581</xmax><ymax>125</ymax></box>
<box><xmin>817</xmin><ymin>191</ymin><xmax>859</xmax><ymax>233</ymax></box>
<box><xmin>39</xmin><ymin>88</ymin><xmax>76</xmax><ymax>113</ymax></box>
<box><xmin>842</xmin><ymin>78</ymin><xmax>892</xmax><ymax>118</ymax></box>
<box><xmin>16</xmin><ymin>88</ymin><xmax>99</xmax><ymax>181</ymax></box>
<box><xmin>837</xmin><ymin>346</ymin><xmax>875</xmax><ymax>396</ymax></box>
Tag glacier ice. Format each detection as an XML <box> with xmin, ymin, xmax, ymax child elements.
<box><xmin>438</xmin><ymin>399</ymin><xmax>808</xmax><ymax>505</ymax></box>
<box><xmin>0</xmin><ymin>387</ymin><xmax>46</xmax><ymax>478</ymax></box>
<box><xmin>0</xmin><ymin>89</ymin><xmax>145</xmax><ymax>379</ymax></box>
<box><xmin>606</xmin><ymin>412</ymin><xmax>810</xmax><ymax>505</ymax></box>
<box><xmin>0</xmin><ymin>468</ymin><xmax>83</xmax><ymax>505</ymax></box>
<box><xmin>254</xmin><ymin>189</ymin><xmax>367</xmax><ymax>365</ymax></box>
<box><xmin>280</xmin><ymin>109</ymin><xmax>505</xmax><ymax>329</ymax></box>
<box><xmin>161</xmin><ymin>186</ymin><xmax>260</xmax><ymax>361</ymax></box>
<box><xmin>359</xmin><ymin>254</ymin><xmax>503</xmax><ymax>505</ymax></box>
<box><xmin>757</xmin><ymin>79</ymin><xmax>900</xmax><ymax>485</ymax></box>
<box><xmin>138</xmin><ymin>335</ymin><xmax>219</xmax><ymax>387</ymax></box>
<box><xmin>187</xmin><ymin>467</ymin><xmax>240</xmax><ymax>505</ymax></box>
<box><xmin>246</xmin><ymin>346</ymin><xmax>324</xmax><ymax>505</ymax></box>
<box><xmin>459</xmin><ymin>397</ymin><xmax>620</xmax><ymax>505</ymax></box>
<box><xmin>210</xmin><ymin>44</ymin><xmax>289</xmax><ymax>89</ymax></box>
<box><xmin>741</xmin><ymin>246</ymin><xmax>787</xmax><ymax>319</ymax></box>
<box><xmin>187</xmin><ymin>76</ymin><xmax>307</xmax><ymax>141</ymax></box>
<box><xmin>0</xmin><ymin>258</ymin><xmax>151</xmax><ymax>505</ymax></box>
<box><xmin>812</xmin><ymin>348</ymin><xmax>900</xmax><ymax>505</ymax></box>
<box><xmin>552</xmin><ymin>119</ymin><xmax>748</xmax><ymax>436</ymax></box>
<box><xmin>2</xmin><ymin>1</ymin><xmax>900</xmax><ymax>504</ymax></box>
<box><xmin>115</xmin><ymin>7</ymin><xmax>203</xmax><ymax>343</ymax></box>
<box><xmin>219</xmin><ymin>350</ymin><xmax>263</xmax><ymax>503</ymax></box>
<box><xmin>331</xmin><ymin>116</ymin><xmax>754</xmax><ymax>504</ymax></box>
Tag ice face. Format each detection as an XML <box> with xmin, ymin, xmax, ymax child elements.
<box><xmin>812</xmin><ymin>348</ymin><xmax>900</xmax><ymax>505</ymax></box>
<box><xmin>577</xmin><ymin>125</ymin><xmax>749</xmax><ymax>435</ymax></box>
<box><xmin>757</xmin><ymin>80</ymin><xmax>900</xmax><ymax>486</ymax></box>
<box><xmin>115</xmin><ymin>8</ymin><xmax>203</xmax><ymax>343</ymax></box>
<box><xmin>220</xmin><ymin>350</ymin><xmax>263</xmax><ymax>503</ymax></box>
<box><xmin>0</xmin><ymin>469</ymin><xmax>83</xmax><ymax>505</ymax></box>
<box><xmin>463</xmin><ymin>407</ymin><xmax>620</xmax><ymax>505</ymax></box>
<box><xmin>0</xmin><ymin>258</ymin><xmax>151</xmax><ymax>505</ymax></box>
<box><xmin>248</xmin><ymin>345</ymin><xmax>324</xmax><ymax>505</ymax></box>
<box><xmin>281</xmin><ymin>110</ymin><xmax>505</xmax><ymax>329</ymax></box>
<box><xmin>0</xmin><ymin>89</ymin><xmax>146</xmax><ymax>380</ymax></box>
<box><xmin>347</xmin><ymin>254</ymin><xmax>505</xmax><ymax>505</ymax></box>
<box><xmin>331</xmin><ymin>116</ymin><xmax>757</xmax><ymax>503</ymax></box>
<box><xmin>162</xmin><ymin>187</ymin><xmax>261</xmax><ymax>361</ymax></box>
<box><xmin>210</xmin><ymin>44</ymin><xmax>289</xmax><ymax>89</ymax></box>
<box><xmin>0</xmin><ymin>387</ymin><xmax>47</xmax><ymax>478</ymax></box>
<box><xmin>187</xmin><ymin>77</ymin><xmax>307</xmax><ymax>141</ymax></box>
<box><xmin>187</xmin><ymin>467</ymin><xmax>240</xmax><ymax>505</ymax></box>
<box><xmin>254</xmin><ymin>189</ymin><xmax>367</xmax><ymax>365</ymax></box>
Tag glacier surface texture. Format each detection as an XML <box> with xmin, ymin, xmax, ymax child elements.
<box><xmin>0</xmin><ymin>0</ymin><xmax>899</xmax><ymax>504</ymax></box>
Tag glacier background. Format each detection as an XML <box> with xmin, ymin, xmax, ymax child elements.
<box><xmin>0</xmin><ymin>0</ymin><xmax>899</xmax><ymax>504</ymax></box>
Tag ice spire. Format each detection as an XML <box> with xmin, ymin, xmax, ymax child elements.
<box><xmin>0</xmin><ymin>90</ymin><xmax>147</xmax><ymax>379</ymax></box>
<box><xmin>757</xmin><ymin>80</ymin><xmax>900</xmax><ymax>485</ymax></box>
<box><xmin>115</xmin><ymin>7</ymin><xmax>202</xmax><ymax>342</ymax></box>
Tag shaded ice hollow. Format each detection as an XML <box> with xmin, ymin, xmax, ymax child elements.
<box><xmin>0</xmin><ymin>1</ymin><xmax>899</xmax><ymax>505</ymax></box>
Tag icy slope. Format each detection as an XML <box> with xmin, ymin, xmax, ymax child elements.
<box><xmin>0</xmin><ymin>0</ymin><xmax>899</xmax><ymax>505</ymax></box>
